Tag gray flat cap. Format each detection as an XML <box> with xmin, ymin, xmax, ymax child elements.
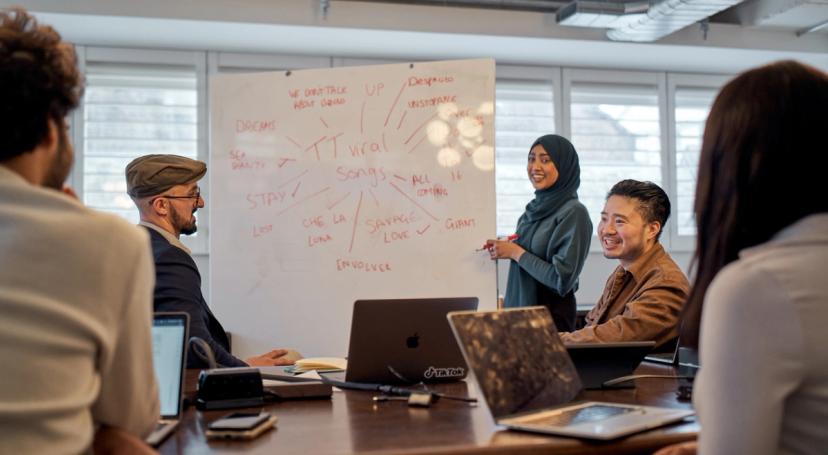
<box><xmin>125</xmin><ymin>154</ymin><xmax>206</xmax><ymax>198</ymax></box>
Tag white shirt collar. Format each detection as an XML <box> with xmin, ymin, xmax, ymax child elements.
<box><xmin>139</xmin><ymin>221</ymin><xmax>192</xmax><ymax>255</ymax></box>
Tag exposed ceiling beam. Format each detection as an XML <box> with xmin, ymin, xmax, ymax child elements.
<box><xmin>797</xmin><ymin>17</ymin><xmax>828</xmax><ymax>35</ymax></box>
<box><xmin>334</xmin><ymin>0</ymin><xmax>567</xmax><ymax>13</ymax></box>
<box><xmin>607</xmin><ymin>0</ymin><xmax>746</xmax><ymax>42</ymax></box>
<box><xmin>338</xmin><ymin>0</ymin><xmax>753</xmax><ymax>42</ymax></box>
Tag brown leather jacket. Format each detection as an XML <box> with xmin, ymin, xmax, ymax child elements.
<box><xmin>561</xmin><ymin>242</ymin><xmax>689</xmax><ymax>349</ymax></box>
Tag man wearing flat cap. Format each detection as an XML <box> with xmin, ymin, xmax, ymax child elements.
<box><xmin>127</xmin><ymin>154</ymin><xmax>296</xmax><ymax>368</ymax></box>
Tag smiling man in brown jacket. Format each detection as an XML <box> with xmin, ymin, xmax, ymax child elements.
<box><xmin>561</xmin><ymin>180</ymin><xmax>688</xmax><ymax>351</ymax></box>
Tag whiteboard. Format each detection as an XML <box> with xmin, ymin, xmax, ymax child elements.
<box><xmin>210</xmin><ymin>59</ymin><xmax>497</xmax><ymax>358</ymax></box>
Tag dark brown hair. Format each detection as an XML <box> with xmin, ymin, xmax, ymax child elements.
<box><xmin>681</xmin><ymin>60</ymin><xmax>828</xmax><ymax>347</ymax></box>
<box><xmin>0</xmin><ymin>8</ymin><xmax>83</xmax><ymax>160</ymax></box>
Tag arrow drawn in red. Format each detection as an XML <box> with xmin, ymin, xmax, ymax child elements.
<box><xmin>276</xmin><ymin>187</ymin><xmax>330</xmax><ymax>215</ymax></box>
<box><xmin>384</xmin><ymin>81</ymin><xmax>407</xmax><ymax>127</ymax></box>
<box><xmin>276</xmin><ymin>169</ymin><xmax>309</xmax><ymax>189</ymax></box>
<box><xmin>277</xmin><ymin>157</ymin><xmax>296</xmax><ymax>168</ymax></box>
<box><xmin>348</xmin><ymin>191</ymin><xmax>364</xmax><ymax>253</ymax></box>
<box><xmin>388</xmin><ymin>181</ymin><xmax>438</xmax><ymax>221</ymax></box>
<box><xmin>286</xmin><ymin>136</ymin><xmax>303</xmax><ymax>149</ymax></box>
<box><xmin>327</xmin><ymin>191</ymin><xmax>351</xmax><ymax>210</ymax></box>
<box><xmin>368</xmin><ymin>189</ymin><xmax>380</xmax><ymax>207</ymax></box>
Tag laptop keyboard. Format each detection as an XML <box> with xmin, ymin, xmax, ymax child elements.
<box><xmin>521</xmin><ymin>404</ymin><xmax>637</xmax><ymax>427</ymax></box>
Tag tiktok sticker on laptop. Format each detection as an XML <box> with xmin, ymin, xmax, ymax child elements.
<box><xmin>424</xmin><ymin>366</ymin><xmax>465</xmax><ymax>379</ymax></box>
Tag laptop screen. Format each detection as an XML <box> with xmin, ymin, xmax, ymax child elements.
<box><xmin>448</xmin><ymin>307</ymin><xmax>583</xmax><ymax>419</ymax></box>
<box><xmin>152</xmin><ymin>314</ymin><xmax>188</xmax><ymax>418</ymax></box>
<box><xmin>346</xmin><ymin>297</ymin><xmax>478</xmax><ymax>384</ymax></box>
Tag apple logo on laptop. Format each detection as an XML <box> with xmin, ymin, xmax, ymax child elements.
<box><xmin>406</xmin><ymin>333</ymin><xmax>419</xmax><ymax>349</ymax></box>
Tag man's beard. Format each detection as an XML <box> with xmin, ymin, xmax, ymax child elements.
<box><xmin>42</xmin><ymin>125</ymin><xmax>73</xmax><ymax>190</ymax></box>
<box><xmin>172</xmin><ymin>203</ymin><xmax>198</xmax><ymax>236</ymax></box>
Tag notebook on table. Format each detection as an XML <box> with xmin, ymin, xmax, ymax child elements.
<box><xmin>146</xmin><ymin>312</ymin><xmax>189</xmax><ymax>447</ymax></box>
<box><xmin>447</xmin><ymin>307</ymin><xmax>693</xmax><ymax>440</ymax></box>
<box><xmin>565</xmin><ymin>341</ymin><xmax>655</xmax><ymax>389</ymax></box>
<box><xmin>335</xmin><ymin>297</ymin><xmax>478</xmax><ymax>384</ymax></box>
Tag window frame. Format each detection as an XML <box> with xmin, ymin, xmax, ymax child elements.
<box><xmin>70</xmin><ymin>46</ymin><xmax>209</xmax><ymax>253</ymax></box>
<box><xmin>563</xmin><ymin>68</ymin><xmax>669</xmax><ymax>250</ymax></box>
<box><xmin>493</xmin><ymin>65</ymin><xmax>562</xmax><ymax>236</ymax></box>
<box><xmin>496</xmin><ymin>65</ymin><xmax>563</xmax><ymax>134</ymax></box>
<box><xmin>666</xmin><ymin>72</ymin><xmax>731</xmax><ymax>251</ymax></box>
<box><xmin>332</xmin><ymin>57</ymin><xmax>407</xmax><ymax>67</ymax></box>
<box><xmin>209</xmin><ymin>52</ymin><xmax>331</xmax><ymax>73</ymax></box>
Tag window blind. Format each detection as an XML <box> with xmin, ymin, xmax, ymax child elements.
<box><xmin>674</xmin><ymin>87</ymin><xmax>717</xmax><ymax>236</ymax></box>
<box><xmin>570</xmin><ymin>82</ymin><xmax>661</xmax><ymax>230</ymax></box>
<box><xmin>82</xmin><ymin>64</ymin><xmax>198</xmax><ymax>224</ymax></box>
<box><xmin>494</xmin><ymin>80</ymin><xmax>556</xmax><ymax>235</ymax></box>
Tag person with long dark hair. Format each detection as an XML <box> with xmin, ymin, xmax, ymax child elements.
<box><xmin>660</xmin><ymin>60</ymin><xmax>828</xmax><ymax>454</ymax></box>
<box><xmin>487</xmin><ymin>134</ymin><xmax>592</xmax><ymax>332</ymax></box>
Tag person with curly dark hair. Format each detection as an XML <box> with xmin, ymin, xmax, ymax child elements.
<box><xmin>0</xmin><ymin>8</ymin><xmax>159</xmax><ymax>453</ymax></box>
<box><xmin>0</xmin><ymin>8</ymin><xmax>81</xmax><ymax>187</ymax></box>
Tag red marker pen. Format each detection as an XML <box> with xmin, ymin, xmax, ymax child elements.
<box><xmin>477</xmin><ymin>234</ymin><xmax>519</xmax><ymax>251</ymax></box>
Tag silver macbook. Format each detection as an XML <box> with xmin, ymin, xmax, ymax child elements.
<box><xmin>447</xmin><ymin>307</ymin><xmax>693</xmax><ymax>440</ymax></box>
<box><xmin>343</xmin><ymin>297</ymin><xmax>478</xmax><ymax>384</ymax></box>
<box><xmin>146</xmin><ymin>312</ymin><xmax>189</xmax><ymax>447</ymax></box>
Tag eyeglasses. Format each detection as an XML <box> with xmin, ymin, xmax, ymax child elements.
<box><xmin>154</xmin><ymin>188</ymin><xmax>201</xmax><ymax>203</ymax></box>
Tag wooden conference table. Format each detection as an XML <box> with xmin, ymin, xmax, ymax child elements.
<box><xmin>159</xmin><ymin>363</ymin><xmax>697</xmax><ymax>455</ymax></box>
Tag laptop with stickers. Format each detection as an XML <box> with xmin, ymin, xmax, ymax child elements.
<box><xmin>447</xmin><ymin>307</ymin><xmax>693</xmax><ymax>440</ymax></box>
<box><xmin>344</xmin><ymin>297</ymin><xmax>478</xmax><ymax>384</ymax></box>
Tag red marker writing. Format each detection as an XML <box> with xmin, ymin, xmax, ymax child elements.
<box><xmin>477</xmin><ymin>234</ymin><xmax>519</xmax><ymax>251</ymax></box>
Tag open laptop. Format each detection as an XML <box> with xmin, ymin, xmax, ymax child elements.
<box><xmin>644</xmin><ymin>320</ymin><xmax>684</xmax><ymax>365</ymax></box>
<box><xmin>644</xmin><ymin>336</ymin><xmax>680</xmax><ymax>365</ymax></box>
<box><xmin>341</xmin><ymin>297</ymin><xmax>478</xmax><ymax>384</ymax></box>
<box><xmin>644</xmin><ymin>332</ymin><xmax>700</xmax><ymax>376</ymax></box>
<box><xmin>146</xmin><ymin>312</ymin><xmax>189</xmax><ymax>447</ymax></box>
<box><xmin>644</xmin><ymin>348</ymin><xmax>678</xmax><ymax>365</ymax></box>
<box><xmin>565</xmin><ymin>341</ymin><xmax>655</xmax><ymax>389</ymax></box>
<box><xmin>447</xmin><ymin>307</ymin><xmax>693</xmax><ymax>440</ymax></box>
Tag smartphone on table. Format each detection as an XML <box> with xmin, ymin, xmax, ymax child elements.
<box><xmin>205</xmin><ymin>412</ymin><xmax>277</xmax><ymax>440</ymax></box>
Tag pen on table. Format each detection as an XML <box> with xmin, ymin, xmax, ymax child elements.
<box><xmin>476</xmin><ymin>234</ymin><xmax>518</xmax><ymax>251</ymax></box>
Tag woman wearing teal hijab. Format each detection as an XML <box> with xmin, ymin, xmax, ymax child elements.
<box><xmin>488</xmin><ymin>134</ymin><xmax>592</xmax><ymax>331</ymax></box>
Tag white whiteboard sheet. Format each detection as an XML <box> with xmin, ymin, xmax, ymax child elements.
<box><xmin>210</xmin><ymin>59</ymin><xmax>497</xmax><ymax>358</ymax></box>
